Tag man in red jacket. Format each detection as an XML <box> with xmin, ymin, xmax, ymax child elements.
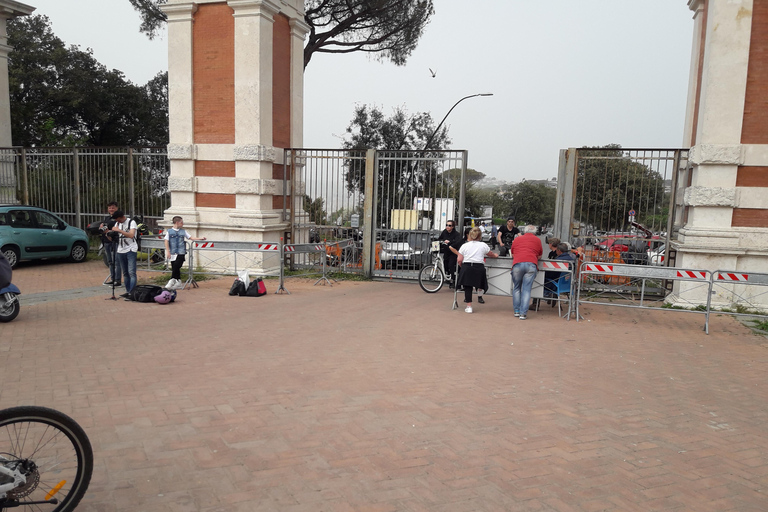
<box><xmin>510</xmin><ymin>225</ymin><xmax>543</xmax><ymax>320</ymax></box>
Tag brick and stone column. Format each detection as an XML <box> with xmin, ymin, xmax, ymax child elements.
<box><xmin>0</xmin><ymin>1</ymin><xmax>34</xmax><ymax>203</ymax></box>
<box><xmin>161</xmin><ymin>0</ymin><xmax>308</xmax><ymax>271</ymax></box>
<box><xmin>678</xmin><ymin>0</ymin><xmax>768</xmax><ymax>307</ymax></box>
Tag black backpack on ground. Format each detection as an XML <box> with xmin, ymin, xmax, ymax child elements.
<box><xmin>130</xmin><ymin>284</ymin><xmax>164</xmax><ymax>302</ymax></box>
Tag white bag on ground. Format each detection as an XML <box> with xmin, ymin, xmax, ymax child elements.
<box><xmin>237</xmin><ymin>269</ymin><xmax>250</xmax><ymax>288</ymax></box>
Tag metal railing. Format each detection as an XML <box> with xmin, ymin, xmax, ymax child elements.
<box><xmin>0</xmin><ymin>146</ymin><xmax>169</xmax><ymax>230</ymax></box>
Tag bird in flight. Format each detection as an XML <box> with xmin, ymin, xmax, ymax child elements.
<box><xmin>429</xmin><ymin>68</ymin><xmax>436</xmax><ymax>78</ymax></box>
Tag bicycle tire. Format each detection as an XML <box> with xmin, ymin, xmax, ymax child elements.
<box><xmin>418</xmin><ymin>264</ymin><xmax>444</xmax><ymax>293</ymax></box>
<box><xmin>0</xmin><ymin>406</ymin><xmax>93</xmax><ymax>512</ymax></box>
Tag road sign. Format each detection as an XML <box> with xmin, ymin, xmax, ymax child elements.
<box><xmin>628</xmin><ymin>209</ymin><xmax>636</xmax><ymax>216</ymax></box>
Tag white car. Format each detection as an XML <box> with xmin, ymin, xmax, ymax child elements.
<box><xmin>647</xmin><ymin>243</ymin><xmax>666</xmax><ymax>266</ymax></box>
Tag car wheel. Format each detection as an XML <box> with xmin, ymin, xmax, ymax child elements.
<box><xmin>69</xmin><ymin>242</ymin><xmax>88</xmax><ymax>263</ymax></box>
<box><xmin>2</xmin><ymin>246</ymin><xmax>19</xmax><ymax>269</ymax></box>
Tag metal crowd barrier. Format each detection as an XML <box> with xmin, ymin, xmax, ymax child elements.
<box><xmin>576</xmin><ymin>262</ymin><xmax>712</xmax><ymax>333</ymax></box>
<box><xmin>282</xmin><ymin>238</ymin><xmax>357</xmax><ymax>289</ymax></box>
<box><xmin>708</xmin><ymin>270</ymin><xmax>768</xmax><ymax>325</ymax></box>
<box><xmin>136</xmin><ymin>237</ymin><xmax>195</xmax><ymax>289</ymax></box>
<box><xmin>454</xmin><ymin>258</ymin><xmax>576</xmax><ymax>319</ymax></box>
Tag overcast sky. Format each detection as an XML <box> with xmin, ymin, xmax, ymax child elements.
<box><xmin>27</xmin><ymin>0</ymin><xmax>694</xmax><ymax>183</ymax></box>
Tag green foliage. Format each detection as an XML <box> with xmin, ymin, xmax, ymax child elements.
<box><xmin>8</xmin><ymin>15</ymin><xmax>168</xmax><ymax>147</ymax></box>
<box><xmin>508</xmin><ymin>181</ymin><xmax>556</xmax><ymax>226</ymax></box>
<box><xmin>341</xmin><ymin>104</ymin><xmax>451</xmax><ymax>212</ymax></box>
<box><xmin>303</xmin><ymin>195</ymin><xmax>327</xmax><ymax>224</ymax></box>
<box><xmin>749</xmin><ymin>319</ymin><xmax>768</xmax><ymax>333</ymax></box>
<box><xmin>128</xmin><ymin>0</ymin><xmax>435</xmax><ymax>70</ymax></box>
<box><xmin>575</xmin><ymin>145</ymin><xmax>666</xmax><ymax>232</ymax></box>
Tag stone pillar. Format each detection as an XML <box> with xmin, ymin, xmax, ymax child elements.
<box><xmin>0</xmin><ymin>1</ymin><xmax>34</xmax><ymax>204</ymax></box>
<box><xmin>678</xmin><ymin>0</ymin><xmax>768</xmax><ymax>308</ymax></box>
<box><xmin>160</xmin><ymin>0</ymin><xmax>307</xmax><ymax>272</ymax></box>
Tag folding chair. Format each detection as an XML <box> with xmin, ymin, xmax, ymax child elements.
<box><xmin>554</xmin><ymin>272</ymin><xmax>573</xmax><ymax>318</ymax></box>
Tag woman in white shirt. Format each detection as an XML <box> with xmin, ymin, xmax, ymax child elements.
<box><xmin>457</xmin><ymin>227</ymin><xmax>498</xmax><ymax>313</ymax></box>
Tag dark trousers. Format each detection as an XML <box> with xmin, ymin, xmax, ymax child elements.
<box><xmin>171</xmin><ymin>254</ymin><xmax>186</xmax><ymax>280</ymax></box>
<box><xmin>444</xmin><ymin>252</ymin><xmax>457</xmax><ymax>277</ymax></box>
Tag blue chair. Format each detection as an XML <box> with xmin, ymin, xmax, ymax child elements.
<box><xmin>553</xmin><ymin>272</ymin><xmax>572</xmax><ymax>318</ymax></box>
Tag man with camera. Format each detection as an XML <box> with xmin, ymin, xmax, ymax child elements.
<box><xmin>100</xmin><ymin>201</ymin><xmax>121</xmax><ymax>286</ymax></box>
<box><xmin>110</xmin><ymin>210</ymin><xmax>138</xmax><ymax>299</ymax></box>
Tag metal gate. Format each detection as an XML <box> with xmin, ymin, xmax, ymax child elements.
<box><xmin>284</xmin><ymin>148</ymin><xmax>467</xmax><ymax>279</ymax></box>
<box><xmin>555</xmin><ymin>147</ymin><xmax>688</xmax><ymax>262</ymax></box>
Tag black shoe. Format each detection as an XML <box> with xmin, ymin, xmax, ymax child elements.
<box><xmin>114</xmin><ymin>282</ymin><xmax>121</xmax><ymax>286</ymax></box>
<box><xmin>104</xmin><ymin>279</ymin><xmax>114</xmax><ymax>286</ymax></box>
<box><xmin>477</xmin><ymin>296</ymin><xmax>485</xmax><ymax>304</ymax></box>
<box><xmin>119</xmin><ymin>293</ymin><xmax>130</xmax><ymax>299</ymax></box>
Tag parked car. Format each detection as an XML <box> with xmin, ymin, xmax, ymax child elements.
<box><xmin>379</xmin><ymin>231</ymin><xmax>431</xmax><ymax>268</ymax></box>
<box><xmin>647</xmin><ymin>243</ymin><xmax>666</xmax><ymax>266</ymax></box>
<box><xmin>0</xmin><ymin>205</ymin><xmax>89</xmax><ymax>268</ymax></box>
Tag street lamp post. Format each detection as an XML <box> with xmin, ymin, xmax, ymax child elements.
<box><xmin>423</xmin><ymin>93</ymin><xmax>493</xmax><ymax>150</ymax></box>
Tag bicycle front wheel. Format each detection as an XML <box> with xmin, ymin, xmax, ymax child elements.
<box><xmin>0</xmin><ymin>406</ymin><xmax>93</xmax><ymax>512</ymax></box>
<box><xmin>418</xmin><ymin>264</ymin><xmax>445</xmax><ymax>293</ymax></box>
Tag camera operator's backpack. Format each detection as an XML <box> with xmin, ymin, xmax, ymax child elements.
<box><xmin>130</xmin><ymin>284</ymin><xmax>164</xmax><ymax>303</ymax></box>
<box><xmin>128</xmin><ymin>217</ymin><xmax>148</xmax><ymax>252</ymax></box>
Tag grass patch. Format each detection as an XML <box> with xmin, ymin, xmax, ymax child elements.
<box><xmin>750</xmin><ymin>319</ymin><xmax>768</xmax><ymax>333</ymax></box>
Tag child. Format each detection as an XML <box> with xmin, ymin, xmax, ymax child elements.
<box><xmin>163</xmin><ymin>216</ymin><xmax>206</xmax><ymax>290</ymax></box>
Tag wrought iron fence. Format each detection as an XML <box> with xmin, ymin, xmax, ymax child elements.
<box><xmin>0</xmin><ymin>146</ymin><xmax>169</xmax><ymax>230</ymax></box>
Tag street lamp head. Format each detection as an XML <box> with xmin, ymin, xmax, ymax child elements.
<box><xmin>423</xmin><ymin>92</ymin><xmax>493</xmax><ymax>150</ymax></box>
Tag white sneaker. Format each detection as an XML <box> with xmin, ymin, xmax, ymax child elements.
<box><xmin>464</xmin><ymin>305</ymin><xmax>473</xmax><ymax>314</ymax></box>
<box><xmin>172</xmin><ymin>279</ymin><xmax>184</xmax><ymax>290</ymax></box>
<box><xmin>164</xmin><ymin>279</ymin><xmax>175</xmax><ymax>289</ymax></box>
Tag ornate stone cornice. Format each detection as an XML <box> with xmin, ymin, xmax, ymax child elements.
<box><xmin>228</xmin><ymin>0</ymin><xmax>280</xmax><ymax>19</ymax></box>
<box><xmin>160</xmin><ymin>2</ymin><xmax>198</xmax><ymax>22</ymax></box>
<box><xmin>289</xmin><ymin>17</ymin><xmax>311</xmax><ymax>38</ymax></box>
<box><xmin>689</xmin><ymin>144</ymin><xmax>743</xmax><ymax>166</ymax></box>
<box><xmin>233</xmin><ymin>144</ymin><xmax>275</xmax><ymax>162</ymax></box>
<box><xmin>683</xmin><ymin>186</ymin><xmax>736</xmax><ymax>207</ymax></box>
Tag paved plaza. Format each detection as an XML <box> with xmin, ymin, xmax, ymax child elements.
<box><xmin>1</xmin><ymin>259</ymin><xmax>767</xmax><ymax>511</ymax></box>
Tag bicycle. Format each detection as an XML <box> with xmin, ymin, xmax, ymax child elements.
<box><xmin>0</xmin><ymin>406</ymin><xmax>93</xmax><ymax>512</ymax></box>
<box><xmin>418</xmin><ymin>241</ymin><xmax>452</xmax><ymax>293</ymax></box>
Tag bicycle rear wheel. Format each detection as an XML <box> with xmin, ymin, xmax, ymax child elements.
<box><xmin>418</xmin><ymin>264</ymin><xmax>444</xmax><ymax>293</ymax></box>
<box><xmin>0</xmin><ymin>406</ymin><xmax>93</xmax><ymax>512</ymax></box>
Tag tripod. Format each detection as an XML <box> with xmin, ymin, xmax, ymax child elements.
<box><xmin>105</xmin><ymin>238</ymin><xmax>119</xmax><ymax>301</ymax></box>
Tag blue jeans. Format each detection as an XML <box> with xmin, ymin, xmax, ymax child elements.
<box><xmin>116</xmin><ymin>251</ymin><xmax>137</xmax><ymax>293</ymax></box>
<box><xmin>512</xmin><ymin>262</ymin><xmax>538</xmax><ymax>315</ymax></box>
<box><xmin>104</xmin><ymin>242</ymin><xmax>121</xmax><ymax>281</ymax></box>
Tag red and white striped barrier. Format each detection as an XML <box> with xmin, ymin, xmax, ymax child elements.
<box><xmin>256</xmin><ymin>243</ymin><xmax>279</xmax><ymax>251</ymax></box>
<box><xmin>584</xmin><ymin>263</ymin><xmax>614</xmax><ymax>273</ymax></box>
<box><xmin>540</xmin><ymin>261</ymin><xmax>570</xmax><ymax>270</ymax></box>
<box><xmin>676</xmin><ymin>270</ymin><xmax>708</xmax><ymax>280</ymax></box>
<box><xmin>716</xmin><ymin>272</ymin><xmax>749</xmax><ymax>282</ymax></box>
<box><xmin>195</xmin><ymin>242</ymin><xmax>215</xmax><ymax>248</ymax></box>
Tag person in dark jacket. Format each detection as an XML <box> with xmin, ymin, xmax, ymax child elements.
<box><xmin>437</xmin><ymin>220</ymin><xmax>462</xmax><ymax>285</ymax></box>
<box><xmin>100</xmin><ymin>201</ymin><xmax>121</xmax><ymax>286</ymax></box>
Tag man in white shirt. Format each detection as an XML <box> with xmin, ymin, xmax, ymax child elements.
<box><xmin>110</xmin><ymin>210</ymin><xmax>138</xmax><ymax>299</ymax></box>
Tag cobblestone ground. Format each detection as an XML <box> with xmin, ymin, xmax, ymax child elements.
<box><xmin>1</xmin><ymin>259</ymin><xmax>767</xmax><ymax>511</ymax></box>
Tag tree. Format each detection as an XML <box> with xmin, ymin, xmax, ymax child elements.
<box><xmin>508</xmin><ymin>181</ymin><xmax>556</xmax><ymax>227</ymax></box>
<box><xmin>341</xmin><ymin>104</ymin><xmax>450</xmax><ymax>199</ymax></box>
<box><xmin>574</xmin><ymin>145</ymin><xmax>666</xmax><ymax>232</ymax></box>
<box><xmin>303</xmin><ymin>194</ymin><xmax>327</xmax><ymax>224</ymax></box>
<box><xmin>128</xmin><ymin>0</ymin><xmax>435</xmax><ymax>69</ymax></box>
<box><xmin>8</xmin><ymin>15</ymin><xmax>169</xmax><ymax>147</ymax></box>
